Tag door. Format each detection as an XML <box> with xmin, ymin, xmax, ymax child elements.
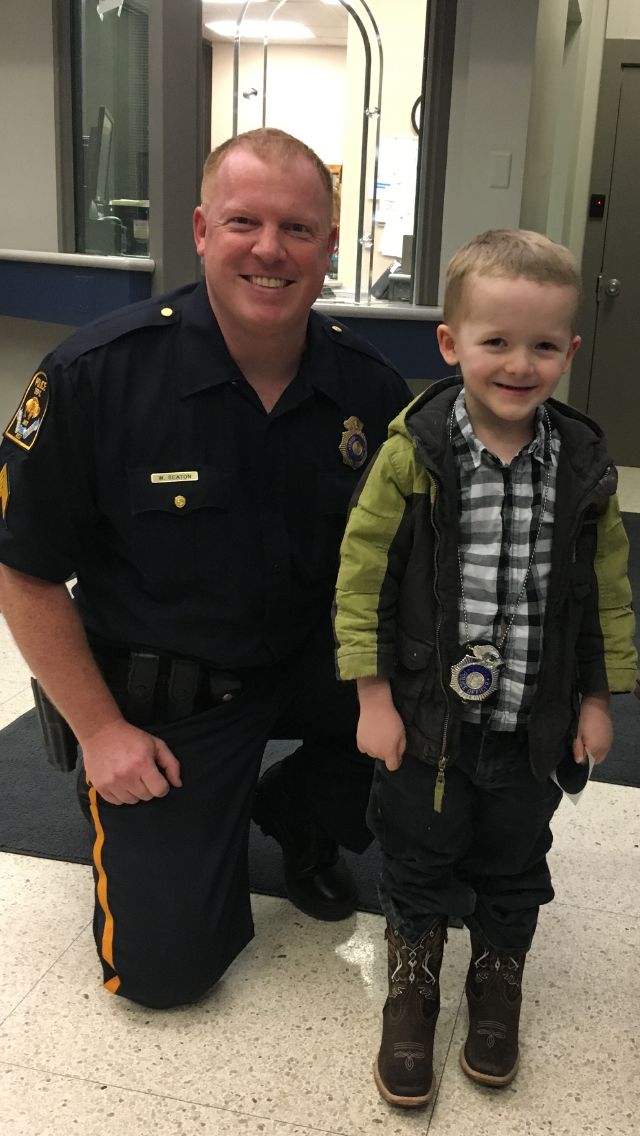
<box><xmin>585</xmin><ymin>64</ymin><xmax>640</xmax><ymax>467</ymax></box>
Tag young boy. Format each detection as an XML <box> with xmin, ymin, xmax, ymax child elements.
<box><xmin>334</xmin><ymin>229</ymin><xmax>636</xmax><ymax>1108</ymax></box>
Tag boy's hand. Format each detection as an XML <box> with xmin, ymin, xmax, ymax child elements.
<box><xmin>357</xmin><ymin>704</ymin><xmax>406</xmax><ymax>771</ymax></box>
<box><xmin>356</xmin><ymin>676</ymin><xmax>406</xmax><ymax>771</ymax></box>
<box><xmin>572</xmin><ymin>692</ymin><xmax>612</xmax><ymax>765</ymax></box>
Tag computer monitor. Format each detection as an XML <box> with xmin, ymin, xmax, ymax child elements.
<box><xmin>87</xmin><ymin>106</ymin><xmax>114</xmax><ymax>212</ymax></box>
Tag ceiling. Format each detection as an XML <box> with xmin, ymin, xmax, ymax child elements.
<box><xmin>202</xmin><ymin>1</ymin><xmax>349</xmax><ymax>47</ymax></box>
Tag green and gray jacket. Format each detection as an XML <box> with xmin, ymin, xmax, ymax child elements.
<box><xmin>334</xmin><ymin>378</ymin><xmax>636</xmax><ymax>782</ymax></box>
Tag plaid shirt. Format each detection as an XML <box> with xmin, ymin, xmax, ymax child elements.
<box><xmin>451</xmin><ymin>391</ymin><xmax>560</xmax><ymax>730</ymax></box>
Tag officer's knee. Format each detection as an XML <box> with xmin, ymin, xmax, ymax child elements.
<box><xmin>108</xmin><ymin>974</ymin><xmax>220</xmax><ymax>1010</ymax></box>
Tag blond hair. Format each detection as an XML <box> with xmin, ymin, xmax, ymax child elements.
<box><xmin>201</xmin><ymin>128</ymin><xmax>333</xmax><ymax>217</ymax></box>
<box><xmin>443</xmin><ymin>229</ymin><xmax>582</xmax><ymax>329</ymax></box>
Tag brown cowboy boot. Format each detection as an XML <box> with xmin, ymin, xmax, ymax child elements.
<box><xmin>374</xmin><ymin>918</ymin><xmax>447</xmax><ymax>1108</ymax></box>
<box><xmin>460</xmin><ymin>933</ymin><xmax>526</xmax><ymax>1086</ymax></box>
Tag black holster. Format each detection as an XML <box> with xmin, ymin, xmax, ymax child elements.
<box><xmin>31</xmin><ymin>677</ymin><xmax>79</xmax><ymax>772</ymax></box>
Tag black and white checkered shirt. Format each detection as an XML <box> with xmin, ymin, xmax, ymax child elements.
<box><xmin>451</xmin><ymin>391</ymin><xmax>560</xmax><ymax>730</ymax></box>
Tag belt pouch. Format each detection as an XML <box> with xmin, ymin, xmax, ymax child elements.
<box><xmin>167</xmin><ymin>658</ymin><xmax>200</xmax><ymax>721</ymax></box>
<box><xmin>127</xmin><ymin>652</ymin><xmax>160</xmax><ymax>724</ymax></box>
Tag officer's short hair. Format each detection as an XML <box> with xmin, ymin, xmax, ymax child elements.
<box><xmin>443</xmin><ymin>229</ymin><xmax>582</xmax><ymax>331</ymax></box>
<box><xmin>200</xmin><ymin>128</ymin><xmax>333</xmax><ymax>218</ymax></box>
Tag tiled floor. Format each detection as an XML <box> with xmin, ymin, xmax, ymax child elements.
<box><xmin>1</xmin><ymin>473</ymin><xmax>638</xmax><ymax>1136</ymax></box>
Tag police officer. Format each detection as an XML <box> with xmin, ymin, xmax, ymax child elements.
<box><xmin>0</xmin><ymin>128</ymin><xmax>409</xmax><ymax>1009</ymax></box>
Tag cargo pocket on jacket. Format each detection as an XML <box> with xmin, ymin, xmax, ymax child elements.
<box><xmin>391</xmin><ymin>635</ymin><xmax>435</xmax><ymax>728</ymax></box>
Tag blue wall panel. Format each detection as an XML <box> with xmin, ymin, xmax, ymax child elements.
<box><xmin>0</xmin><ymin>261</ymin><xmax>152</xmax><ymax>326</ymax></box>
<box><xmin>337</xmin><ymin>316</ymin><xmax>453</xmax><ymax>383</ymax></box>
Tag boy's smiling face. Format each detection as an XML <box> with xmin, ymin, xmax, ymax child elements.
<box><xmin>437</xmin><ymin>274</ymin><xmax>581</xmax><ymax>443</ymax></box>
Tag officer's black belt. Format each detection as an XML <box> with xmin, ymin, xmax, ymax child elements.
<box><xmin>91</xmin><ymin>647</ymin><xmax>242</xmax><ymax>727</ymax></box>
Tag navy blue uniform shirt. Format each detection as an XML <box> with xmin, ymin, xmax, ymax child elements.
<box><xmin>0</xmin><ymin>281</ymin><xmax>410</xmax><ymax>668</ymax></box>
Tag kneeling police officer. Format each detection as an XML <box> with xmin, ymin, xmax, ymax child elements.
<box><xmin>0</xmin><ymin>128</ymin><xmax>409</xmax><ymax>1008</ymax></box>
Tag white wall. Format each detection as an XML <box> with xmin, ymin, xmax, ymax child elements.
<box><xmin>521</xmin><ymin>0</ymin><xmax>609</xmax><ymax>258</ymax></box>
<box><xmin>518</xmin><ymin>0</ymin><xmax>610</xmax><ymax>401</ymax></box>
<box><xmin>607</xmin><ymin>0</ymin><xmax>640</xmax><ymax>38</ymax></box>
<box><xmin>0</xmin><ymin>317</ymin><xmax>75</xmax><ymax>426</ymax></box>
<box><xmin>439</xmin><ymin>0</ymin><xmax>539</xmax><ymax>299</ymax></box>
<box><xmin>520</xmin><ymin>0</ymin><xmax>571</xmax><ymax>237</ymax></box>
<box><xmin>441</xmin><ymin>0</ymin><xmax>615</xmax><ymax>292</ymax></box>
<box><xmin>0</xmin><ymin>2</ymin><xmax>58</xmax><ymax>251</ymax></box>
<box><xmin>210</xmin><ymin>43</ymin><xmax>346</xmax><ymax>167</ymax></box>
<box><xmin>560</xmin><ymin>0</ymin><xmax>609</xmax><ymax>258</ymax></box>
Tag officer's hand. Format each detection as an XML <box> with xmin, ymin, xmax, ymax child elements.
<box><xmin>81</xmin><ymin>719</ymin><xmax>182</xmax><ymax>805</ymax></box>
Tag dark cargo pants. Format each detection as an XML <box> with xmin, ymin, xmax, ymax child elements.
<box><xmin>367</xmin><ymin>722</ymin><xmax>563</xmax><ymax>952</ymax></box>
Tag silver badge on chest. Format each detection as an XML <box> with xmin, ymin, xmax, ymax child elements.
<box><xmin>450</xmin><ymin>644</ymin><xmax>503</xmax><ymax>702</ymax></box>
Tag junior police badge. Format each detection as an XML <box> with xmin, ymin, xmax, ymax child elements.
<box><xmin>4</xmin><ymin>371</ymin><xmax>49</xmax><ymax>452</ymax></box>
<box><xmin>339</xmin><ymin>416</ymin><xmax>367</xmax><ymax>470</ymax></box>
<box><xmin>450</xmin><ymin>643</ymin><xmax>503</xmax><ymax>703</ymax></box>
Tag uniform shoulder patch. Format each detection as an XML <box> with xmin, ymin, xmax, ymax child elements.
<box><xmin>3</xmin><ymin>371</ymin><xmax>50</xmax><ymax>451</ymax></box>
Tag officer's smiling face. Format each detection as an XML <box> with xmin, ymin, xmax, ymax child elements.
<box><xmin>194</xmin><ymin>147</ymin><xmax>337</xmax><ymax>344</ymax></box>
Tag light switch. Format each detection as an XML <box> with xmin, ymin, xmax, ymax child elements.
<box><xmin>489</xmin><ymin>151</ymin><xmax>512</xmax><ymax>188</ymax></box>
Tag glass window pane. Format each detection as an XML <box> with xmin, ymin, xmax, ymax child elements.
<box><xmin>205</xmin><ymin>0</ymin><xmax>428</xmax><ymax>304</ymax></box>
<box><xmin>72</xmin><ymin>0</ymin><xmax>149</xmax><ymax>257</ymax></box>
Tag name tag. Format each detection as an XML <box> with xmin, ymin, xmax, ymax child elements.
<box><xmin>150</xmin><ymin>471</ymin><xmax>199</xmax><ymax>484</ymax></box>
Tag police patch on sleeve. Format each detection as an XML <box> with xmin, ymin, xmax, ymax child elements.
<box><xmin>339</xmin><ymin>416</ymin><xmax>368</xmax><ymax>470</ymax></box>
<box><xmin>3</xmin><ymin>372</ymin><xmax>50</xmax><ymax>451</ymax></box>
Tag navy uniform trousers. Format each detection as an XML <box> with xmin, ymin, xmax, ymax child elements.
<box><xmin>85</xmin><ymin>622</ymin><xmax>370</xmax><ymax>1009</ymax></box>
<box><xmin>368</xmin><ymin>722</ymin><xmax>563</xmax><ymax>952</ymax></box>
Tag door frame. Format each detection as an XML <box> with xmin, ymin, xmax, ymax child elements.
<box><xmin>570</xmin><ymin>38</ymin><xmax>640</xmax><ymax>413</ymax></box>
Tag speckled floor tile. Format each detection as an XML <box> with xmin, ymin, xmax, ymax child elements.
<box><xmin>0</xmin><ymin>655</ymin><xmax>31</xmax><ymax>707</ymax></box>
<box><xmin>0</xmin><ymin>853</ymin><xmax>92</xmax><ymax>1022</ymax></box>
<box><xmin>429</xmin><ymin>903</ymin><xmax>640</xmax><ymax>1136</ymax></box>
<box><xmin>0</xmin><ymin>624</ymin><xmax>32</xmax><ymax>720</ymax></box>
<box><xmin>0</xmin><ymin>896</ymin><xmax>470</xmax><ymax>1135</ymax></box>
<box><xmin>0</xmin><ymin>1062</ymin><xmax>326</xmax><ymax>1136</ymax></box>
<box><xmin>0</xmin><ymin>616</ymin><xmax>31</xmax><ymax>704</ymax></box>
<box><xmin>548</xmin><ymin>781</ymin><xmax>640</xmax><ymax>917</ymax></box>
<box><xmin>0</xmin><ymin>686</ymin><xmax>34</xmax><ymax>728</ymax></box>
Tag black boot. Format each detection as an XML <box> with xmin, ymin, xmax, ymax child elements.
<box><xmin>460</xmin><ymin>933</ymin><xmax>526</xmax><ymax>1086</ymax></box>
<box><xmin>252</xmin><ymin>760</ymin><xmax>356</xmax><ymax>921</ymax></box>
<box><xmin>374</xmin><ymin>919</ymin><xmax>447</xmax><ymax>1108</ymax></box>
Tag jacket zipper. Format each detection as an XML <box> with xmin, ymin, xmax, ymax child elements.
<box><xmin>427</xmin><ymin>471</ymin><xmax>451</xmax><ymax>814</ymax></box>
